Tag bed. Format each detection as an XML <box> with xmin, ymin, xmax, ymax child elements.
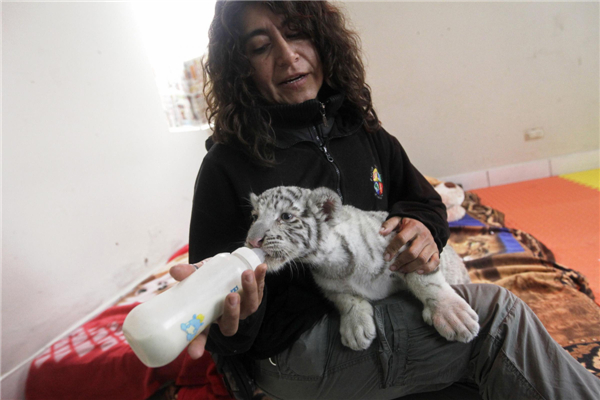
<box><xmin>25</xmin><ymin>184</ymin><xmax>600</xmax><ymax>400</ymax></box>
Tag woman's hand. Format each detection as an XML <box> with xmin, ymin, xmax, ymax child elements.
<box><xmin>169</xmin><ymin>262</ymin><xmax>268</xmax><ymax>359</ymax></box>
<box><xmin>380</xmin><ymin>217</ymin><xmax>440</xmax><ymax>275</ymax></box>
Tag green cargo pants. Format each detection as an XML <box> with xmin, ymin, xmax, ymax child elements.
<box><xmin>254</xmin><ymin>284</ymin><xmax>600</xmax><ymax>400</ymax></box>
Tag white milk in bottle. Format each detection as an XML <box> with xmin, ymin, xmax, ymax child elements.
<box><xmin>123</xmin><ymin>247</ymin><xmax>265</xmax><ymax>367</ymax></box>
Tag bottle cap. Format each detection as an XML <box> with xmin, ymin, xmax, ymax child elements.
<box><xmin>232</xmin><ymin>247</ymin><xmax>266</xmax><ymax>270</ymax></box>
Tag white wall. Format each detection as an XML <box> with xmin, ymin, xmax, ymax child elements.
<box><xmin>344</xmin><ymin>1</ymin><xmax>599</xmax><ymax>178</ymax></box>
<box><xmin>2</xmin><ymin>2</ymin><xmax>209</xmax><ymax>397</ymax></box>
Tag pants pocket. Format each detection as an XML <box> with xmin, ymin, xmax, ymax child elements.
<box><xmin>373</xmin><ymin>295</ymin><xmax>411</xmax><ymax>388</ymax></box>
<box><xmin>272</xmin><ymin>316</ymin><xmax>331</xmax><ymax>379</ymax></box>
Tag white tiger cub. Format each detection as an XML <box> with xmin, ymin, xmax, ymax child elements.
<box><xmin>246</xmin><ymin>186</ymin><xmax>479</xmax><ymax>351</ymax></box>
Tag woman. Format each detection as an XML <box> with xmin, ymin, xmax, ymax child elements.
<box><xmin>171</xmin><ymin>2</ymin><xmax>600</xmax><ymax>399</ymax></box>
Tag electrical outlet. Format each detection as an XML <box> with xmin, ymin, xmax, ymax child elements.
<box><xmin>524</xmin><ymin>128</ymin><xmax>544</xmax><ymax>141</ymax></box>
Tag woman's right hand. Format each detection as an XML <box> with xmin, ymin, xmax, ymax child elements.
<box><xmin>169</xmin><ymin>262</ymin><xmax>268</xmax><ymax>359</ymax></box>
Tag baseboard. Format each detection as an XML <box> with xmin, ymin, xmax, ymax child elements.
<box><xmin>487</xmin><ymin>159</ymin><xmax>552</xmax><ymax>187</ymax></box>
<box><xmin>0</xmin><ymin>364</ymin><xmax>29</xmax><ymax>400</ymax></box>
<box><xmin>550</xmin><ymin>150</ymin><xmax>599</xmax><ymax>176</ymax></box>
<box><xmin>440</xmin><ymin>149</ymin><xmax>599</xmax><ymax>190</ymax></box>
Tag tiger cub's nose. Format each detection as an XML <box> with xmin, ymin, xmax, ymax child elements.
<box><xmin>248</xmin><ymin>237</ymin><xmax>264</xmax><ymax>248</ymax></box>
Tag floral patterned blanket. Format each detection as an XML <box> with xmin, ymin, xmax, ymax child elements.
<box><xmin>450</xmin><ymin>192</ymin><xmax>600</xmax><ymax>379</ymax></box>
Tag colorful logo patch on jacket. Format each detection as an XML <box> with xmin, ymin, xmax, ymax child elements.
<box><xmin>371</xmin><ymin>167</ymin><xmax>384</xmax><ymax>198</ymax></box>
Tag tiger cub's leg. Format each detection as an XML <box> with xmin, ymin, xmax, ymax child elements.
<box><xmin>404</xmin><ymin>270</ymin><xmax>479</xmax><ymax>343</ymax></box>
<box><xmin>325</xmin><ymin>292</ymin><xmax>376</xmax><ymax>351</ymax></box>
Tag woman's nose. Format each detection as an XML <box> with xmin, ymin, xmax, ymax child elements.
<box><xmin>275</xmin><ymin>39</ymin><xmax>298</xmax><ymax>67</ymax></box>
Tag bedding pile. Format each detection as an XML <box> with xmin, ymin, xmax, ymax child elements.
<box><xmin>25</xmin><ymin>186</ymin><xmax>600</xmax><ymax>400</ymax></box>
<box><xmin>452</xmin><ymin>191</ymin><xmax>600</xmax><ymax>377</ymax></box>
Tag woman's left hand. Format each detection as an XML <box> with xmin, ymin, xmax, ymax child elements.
<box><xmin>380</xmin><ymin>217</ymin><xmax>440</xmax><ymax>274</ymax></box>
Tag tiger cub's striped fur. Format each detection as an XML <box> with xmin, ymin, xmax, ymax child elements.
<box><xmin>247</xmin><ymin>186</ymin><xmax>479</xmax><ymax>351</ymax></box>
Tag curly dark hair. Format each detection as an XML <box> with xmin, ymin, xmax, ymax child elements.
<box><xmin>203</xmin><ymin>0</ymin><xmax>380</xmax><ymax>165</ymax></box>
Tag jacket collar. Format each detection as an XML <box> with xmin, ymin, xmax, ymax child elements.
<box><xmin>260</xmin><ymin>89</ymin><xmax>346</xmax><ymax>149</ymax></box>
<box><xmin>262</xmin><ymin>93</ymin><xmax>344</xmax><ymax>129</ymax></box>
<box><xmin>205</xmin><ymin>88</ymin><xmax>360</xmax><ymax>152</ymax></box>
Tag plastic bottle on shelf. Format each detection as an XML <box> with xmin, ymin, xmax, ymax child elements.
<box><xmin>123</xmin><ymin>247</ymin><xmax>265</xmax><ymax>367</ymax></box>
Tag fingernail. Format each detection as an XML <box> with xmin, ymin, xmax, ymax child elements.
<box><xmin>189</xmin><ymin>347</ymin><xmax>203</xmax><ymax>360</ymax></box>
<box><xmin>390</xmin><ymin>265</ymin><xmax>398</xmax><ymax>271</ymax></box>
<box><xmin>379</xmin><ymin>227</ymin><xmax>386</xmax><ymax>234</ymax></box>
<box><xmin>417</xmin><ymin>270</ymin><xmax>424</xmax><ymax>274</ymax></box>
<box><xmin>229</xmin><ymin>296</ymin><xmax>239</xmax><ymax>306</ymax></box>
<box><xmin>384</xmin><ymin>253</ymin><xmax>391</xmax><ymax>261</ymax></box>
<box><xmin>245</xmin><ymin>273</ymin><xmax>254</xmax><ymax>283</ymax></box>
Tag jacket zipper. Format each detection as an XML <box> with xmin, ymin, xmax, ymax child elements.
<box><xmin>315</xmin><ymin>102</ymin><xmax>343</xmax><ymax>202</ymax></box>
<box><xmin>322</xmin><ymin>143</ymin><xmax>343</xmax><ymax>202</ymax></box>
<box><xmin>320</xmin><ymin>102</ymin><xmax>329</xmax><ymax>127</ymax></box>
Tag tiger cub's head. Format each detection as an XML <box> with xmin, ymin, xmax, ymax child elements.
<box><xmin>246</xmin><ymin>186</ymin><xmax>341</xmax><ymax>271</ymax></box>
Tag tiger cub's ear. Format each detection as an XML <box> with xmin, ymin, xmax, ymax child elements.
<box><xmin>310</xmin><ymin>187</ymin><xmax>342</xmax><ymax>223</ymax></box>
<box><xmin>250</xmin><ymin>192</ymin><xmax>259</xmax><ymax>209</ymax></box>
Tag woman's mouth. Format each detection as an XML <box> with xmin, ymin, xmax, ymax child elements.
<box><xmin>280</xmin><ymin>74</ymin><xmax>307</xmax><ymax>85</ymax></box>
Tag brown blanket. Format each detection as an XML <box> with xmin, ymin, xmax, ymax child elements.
<box><xmin>450</xmin><ymin>192</ymin><xmax>600</xmax><ymax>379</ymax></box>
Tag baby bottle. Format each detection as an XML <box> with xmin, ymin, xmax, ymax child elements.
<box><xmin>122</xmin><ymin>247</ymin><xmax>265</xmax><ymax>367</ymax></box>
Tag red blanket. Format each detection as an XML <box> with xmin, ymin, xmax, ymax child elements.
<box><xmin>25</xmin><ymin>303</ymin><xmax>230</xmax><ymax>400</ymax></box>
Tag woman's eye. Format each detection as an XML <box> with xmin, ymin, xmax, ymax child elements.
<box><xmin>280</xmin><ymin>213</ymin><xmax>293</xmax><ymax>221</ymax></box>
<box><xmin>286</xmin><ymin>22</ymin><xmax>301</xmax><ymax>35</ymax></box>
<box><xmin>286</xmin><ymin>28</ymin><xmax>305</xmax><ymax>40</ymax></box>
<box><xmin>251</xmin><ymin>43</ymin><xmax>269</xmax><ymax>55</ymax></box>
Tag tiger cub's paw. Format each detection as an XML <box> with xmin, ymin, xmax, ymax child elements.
<box><xmin>423</xmin><ymin>291</ymin><xmax>479</xmax><ymax>343</ymax></box>
<box><xmin>339</xmin><ymin>300</ymin><xmax>376</xmax><ymax>351</ymax></box>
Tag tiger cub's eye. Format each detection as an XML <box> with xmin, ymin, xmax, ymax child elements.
<box><xmin>280</xmin><ymin>213</ymin><xmax>293</xmax><ymax>221</ymax></box>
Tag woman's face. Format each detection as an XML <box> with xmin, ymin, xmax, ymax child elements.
<box><xmin>241</xmin><ymin>4</ymin><xmax>323</xmax><ymax>105</ymax></box>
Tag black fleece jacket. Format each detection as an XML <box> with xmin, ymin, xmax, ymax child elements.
<box><xmin>188</xmin><ymin>92</ymin><xmax>448</xmax><ymax>360</ymax></box>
